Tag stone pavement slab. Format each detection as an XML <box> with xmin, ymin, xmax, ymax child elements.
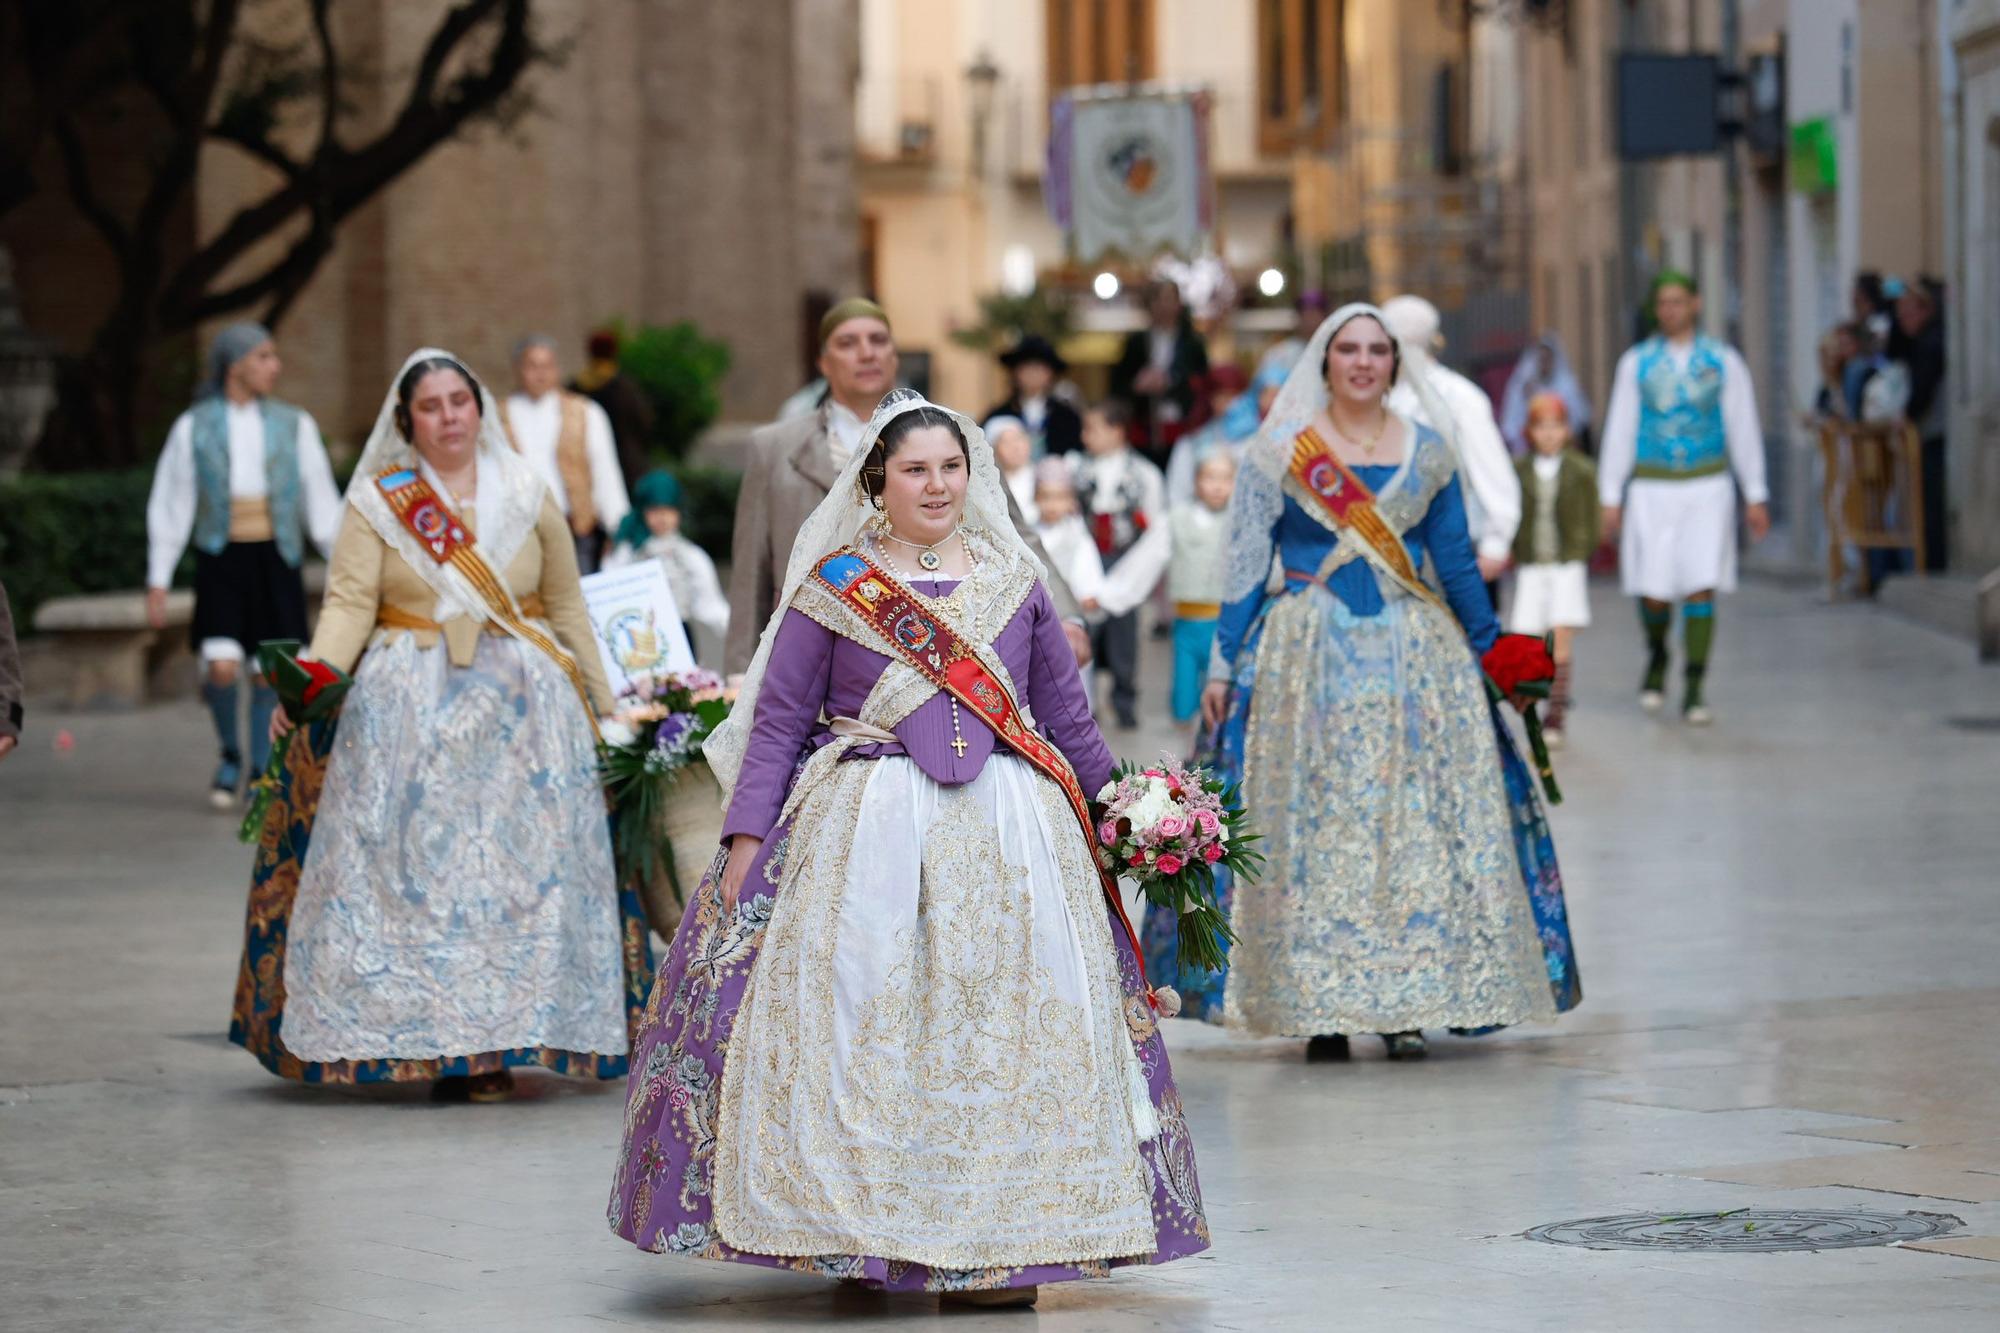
<box><xmin>4</xmin><ymin>579</ymin><xmax>2000</xmax><ymax>1331</ymax></box>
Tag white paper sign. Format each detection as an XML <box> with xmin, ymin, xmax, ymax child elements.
<box><xmin>579</xmin><ymin>563</ymin><xmax>695</xmax><ymax>696</ymax></box>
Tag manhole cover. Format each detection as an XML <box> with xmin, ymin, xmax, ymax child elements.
<box><xmin>1524</xmin><ymin>1208</ymin><xmax>1960</xmax><ymax>1253</ymax></box>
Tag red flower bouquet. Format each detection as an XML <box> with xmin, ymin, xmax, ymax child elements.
<box><xmin>237</xmin><ymin>639</ymin><xmax>353</xmax><ymax>842</ymax></box>
<box><xmin>1480</xmin><ymin>632</ymin><xmax>1562</xmax><ymax>803</ymax></box>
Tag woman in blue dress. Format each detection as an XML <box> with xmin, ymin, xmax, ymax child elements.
<box><xmin>1146</xmin><ymin>304</ymin><xmax>1581</xmax><ymax>1059</ymax></box>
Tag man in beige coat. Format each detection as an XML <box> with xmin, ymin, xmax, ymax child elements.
<box><xmin>725</xmin><ymin>300</ymin><xmax>1088</xmax><ymax>675</ymax></box>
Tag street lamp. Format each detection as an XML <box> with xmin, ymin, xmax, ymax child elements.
<box><xmin>965</xmin><ymin>49</ymin><xmax>1001</xmax><ymax>177</ymax></box>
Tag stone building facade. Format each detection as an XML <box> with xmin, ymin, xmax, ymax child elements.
<box><xmin>5</xmin><ymin>0</ymin><xmax>861</xmax><ymax>454</ymax></box>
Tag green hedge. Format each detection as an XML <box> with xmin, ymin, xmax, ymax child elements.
<box><xmin>0</xmin><ymin>470</ymin><xmax>182</xmax><ymax>631</ymax></box>
<box><xmin>0</xmin><ymin>463</ymin><xmax>745</xmax><ymax>633</ymax></box>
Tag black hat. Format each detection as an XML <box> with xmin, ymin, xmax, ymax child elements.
<box><xmin>999</xmin><ymin>334</ymin><xmax>1067</xmax><ymax>373</ymax></box>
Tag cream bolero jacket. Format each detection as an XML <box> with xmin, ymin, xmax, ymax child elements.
<box><xmin>309</xmin><ymin>493</ymin><xmax>614</xmax><ymax>713</ymax></box>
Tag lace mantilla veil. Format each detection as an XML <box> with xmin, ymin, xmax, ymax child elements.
<box><xmin>1223</xmin><ymin>302</ymin><xmax>1464</xmax><ymax>603</ymax></box>
<box><xmin>703</xmin><ymin>388</ymin><xmax>1044</xmax><ymax>802</ymax></box>
<box><xmin>345</xmin><ymin>347</ymin><xmax>550</xmax><ymax>630</ymax></box>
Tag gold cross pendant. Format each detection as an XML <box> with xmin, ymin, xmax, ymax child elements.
<box><xmin>951</xmin><ymin>732</ymin><xmax>968</xmax><ymax>757</ymax></box>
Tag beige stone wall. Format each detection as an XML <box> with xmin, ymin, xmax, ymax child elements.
<box><xmin>1520</xmin><ymin>0</ymin><xmax>1733</xmax><ymax>410</ymax></box>
<box><xmin>178</xmin><ymin>0</ymin><xmax>859</xmax><ymax>450</ymax></box>
<box><xmin>1857</xmin><ymin>0</ymin><xmax>1945</xmax><ymax>278</ymax></box>
<box><xmin>1949</xmin><ymin>1</ymin><xmax>2000</xmax><ymax>571</ymax></box>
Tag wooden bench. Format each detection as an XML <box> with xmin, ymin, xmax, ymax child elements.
<box><xmin>27</xmin><ymin>564</ymin><xmax>326</xmax><ymax>710</ymax></box>
<box><xmin>30</xmin><ymin>590</ymin><xmax>196</xmax><ymax>709</ymax></box>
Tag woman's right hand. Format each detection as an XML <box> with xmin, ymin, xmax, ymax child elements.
<box><xmin>269</xmin><ymin>705</ymin><xmax>296</xmax><ymax>745</ymax></box>
<box><xmin>1199</xmin><ymin>681</ymin><xmax>1231</xmax><ymax>732</ymax></box>
<box><xmin>719</xmin><ymin>833</ymin><xmax>763</xmax><ymax>913</ymax></box>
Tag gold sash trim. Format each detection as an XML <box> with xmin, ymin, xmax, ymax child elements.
<box><xmin>376</xmin><ymin>593</ymin><xmax>547</xmax><ymax>635</ymax></box>
<box><xmin>373</xmin><ymin>467</ymin><xmax>600</xmax><ymax>739</ymax></box>
<box><xmin>1287</xmin><ymin>429</ymin><xmax>1450</xmax><ymax>614</ymax></box>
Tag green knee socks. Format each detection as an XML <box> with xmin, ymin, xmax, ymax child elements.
<box><xmin>1681</xmin><ymin>602</ymin><xmax>1715</xmax><ymax>711</ymax></box>
<box><xmin>1638</xmin><ymin>602</ymin><xmax>1672</xmax><ymax>693</ymax></box>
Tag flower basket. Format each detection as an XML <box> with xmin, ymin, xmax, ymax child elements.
<box><xmin>599</xmin><ymin>668</ymin><xmax>735</xmax><ymax>940</ymax></box>
<box><xmin>638</xmin><ymin>757</ymin><xmax>724</xmax><ymax>937</ymax></box>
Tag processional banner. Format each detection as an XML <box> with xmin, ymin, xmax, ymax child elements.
<box><xmin>1048</xmin><ymin>87</ymin><xmax>1213</xmax><ymax>262</ymax></box>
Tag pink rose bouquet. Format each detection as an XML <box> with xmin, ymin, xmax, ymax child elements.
<box><xmin>1093</xmin><ymin>758</ymin><xmax>1263</xmax><ymax>974</ymax></box>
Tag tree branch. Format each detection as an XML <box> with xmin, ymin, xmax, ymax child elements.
<box><xmin>410</xmin><ymin>0</ymin><xmax>507</xmax><ymax>110</ymax></box>
<box><xmin>160</xmin><ymin>0</ymin><xmax>536</xmax><ymax>329</ymax></box>
<box><xmin>310</xmin><ymin>0</ymin><xmax>339</xmax><ymax>152</ymax></box>
<box><xmin>210</xmin><ymin>124</ymin><xmax>307</xmax><ymax>181</ymax></box>
<box><xmin>51</xmin><ymin>113</ymin><xmax>131</xmax><ymax>256</ymax></box>
<box><xmin>182</xmin><ymin>220</ymin><xmax>334</xmax><ymax>325</ymax></box>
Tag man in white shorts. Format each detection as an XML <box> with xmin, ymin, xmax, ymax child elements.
<box><xmin>1599</xmin><ymin>272</ymin><xmax>1769</xmax><ymax>725</ymax></box>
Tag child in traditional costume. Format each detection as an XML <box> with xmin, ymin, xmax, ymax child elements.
<box><xmin>604</xmin><ymin>469</ymin><xmax>729</xmax><ymax>658</ymax></box>
<box><xmin>1166</xmin><ymin>449</ymin><xmax>1236</xmax><ymax>724</ymax></box>
<box><xmin>1508</xmin><ymin>393</ymin><xmax>1600</xmax><ymax>747</ymax></box>
<box><xmin>1072</xmin><ymin>399</ymin><xmax>1169</xmax><ymax>728</ymax></box>
<box><xmin>985</xmin><ymin>413</ymin><xmax>1039</xmax><ymax>517</ymax></box>
<box><xmin>145</xmin><ymin>323</ymin><xmax>343</xmax><ymax>808</ymax></box>
<box><xmin>607</xmin><ymin>391</ymin><xmax>1207</xmax><ymax>1307</ymax></box>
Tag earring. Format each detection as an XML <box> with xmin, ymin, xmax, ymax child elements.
<box><xmin>871</xmin><ymin>494</ymin><xmax>886</xmax><ymax>512</ymax></box>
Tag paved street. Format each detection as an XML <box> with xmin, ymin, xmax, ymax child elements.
<box><xmin>4</xmin><ymin>578</ymin><xmax>1999</xmax><ymax>1331</ymax></box>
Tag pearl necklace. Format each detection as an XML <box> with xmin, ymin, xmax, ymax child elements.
<box><xmin>879</xmin><ymin>521</ymin><xmax>962</xmax><ymax>571</ymax></box>
<box><xmin>875</xmin><ymin>530</ymin><xmax>978</xmax><ymax>758</ymax></box>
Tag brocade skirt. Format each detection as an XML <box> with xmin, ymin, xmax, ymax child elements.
<box><xmin>607</xmin><ymin>752</ymin><xmax>1210</xmax><ymax>1291</ymax></box>
<box><xmin>1224</xmin><ymin>585</ymin><xmax>1560</xmax><ymax>1037</ymax></box>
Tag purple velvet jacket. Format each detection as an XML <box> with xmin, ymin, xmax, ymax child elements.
<box><xmin>721</xmin><ymin>577</ymin><xmax>1114</xmax><ymax>843</ymax></box>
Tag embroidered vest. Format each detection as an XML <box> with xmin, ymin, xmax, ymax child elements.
<box><xmin>1074</xmin><ymin>455</ymin><xmax>1150</xmax><ymax>559</ymax></box>
<box><xmin>190</xmin><ymin>398</ymin><xmax>305</xmax><ymax>566</ymax></box>
<box><xmin>503</xmin><ymin>393</ymin><xmax>595</xmax><ymax>535</ymax></box>
<box><xmin>1634</xmin><ymin>336</ymin><xmax>1729</xmax><ymax>480</ymax></box>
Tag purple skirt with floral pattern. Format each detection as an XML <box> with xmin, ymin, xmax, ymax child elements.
<box><xmin>605</xmin><ymin>807</ymin><xmax>1211</xmax><ymax>1293</ymax></box>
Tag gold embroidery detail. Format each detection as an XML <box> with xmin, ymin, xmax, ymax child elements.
<box><xmin>1227</xmin><ymin>585</ymin><xmax>1555</xmax><ymax>1035</ymax></box>
<box><xmin>711</xmin><ymin>760</ymin><xmax>1156</xmax><ymax>1268</ymax></box>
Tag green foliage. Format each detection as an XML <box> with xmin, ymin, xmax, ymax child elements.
<box><xmin>0</xmin><ymin>470</ymin><xmax>175</xmax><ymax>630</ymax></box>
<box><xmin>611</xmin><ymin>320</ymin><xmax>733</xmax><ymax>461</ymax></box>
<box><xmin>948</xmin><ymin>287</ymin><xmax>1076</xmax><ymax>355</ymax></box>
<box><xmin>673</xmin><ymin>463</ymin><xmax>742</xmax><ymax>560</ymax></box>
<box><xmin>0</xmin><ymin>460</ymin><xmax>742</xmax><ymax>635</ymax></box>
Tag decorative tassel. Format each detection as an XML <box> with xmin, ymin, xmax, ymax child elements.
<box><xmin>1151</xmin><ymin>985</ymin><xmax>1183</xmax><ymax>1018</ymax></box>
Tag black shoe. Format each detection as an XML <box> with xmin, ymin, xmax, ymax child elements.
<box><xmin>1305</xmin><ymin>1034</ymin><xmax>1350</xmax><ymax>1062</ymax></box>
<box><xmin>1115</xmin><ymin>710</ymin><xmax>1138</xmax><ymax>731</ymax></box>
<box><xmin>1383</xmin><ymin>1030</ymin><xmax>1427</xmax><ymax>1060</ymax></box>
<box><xmin>1150</xmin><ymin>621</ymin><xmax>1173</xmax><ymax>641</ymax></box>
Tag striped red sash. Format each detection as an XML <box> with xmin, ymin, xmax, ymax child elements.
<box><xmin>811</xmin><ymin>548</ymin><xmax>1159</xmax><ymax>1007</ymax></box>
<box><xmin>374</xmin><ymin>467</ymin><xmax>599</xmax><ymax>734</ymax></box>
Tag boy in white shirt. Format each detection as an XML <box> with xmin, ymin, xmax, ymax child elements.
<box><xmin>1071</xmin><ymin>400</ymin><xmax>1169</xmax><ymax>728</ymax></box>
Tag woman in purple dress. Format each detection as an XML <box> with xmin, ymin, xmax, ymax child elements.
<box><xmin>607</xmin><ymin>390</ymin><xmax>1208</xmax><ymax>1307</ymax></box>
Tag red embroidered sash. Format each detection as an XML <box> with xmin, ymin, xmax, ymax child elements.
<box><xmin>374</xmin><ymin>467</ymin><xmax>599</xmax><ymax>734</ymax></box>
<box><xmin>810</xmin><ymin>548</ymin><xmax>1157</xmax><ymax>1004</ymax></box>
<box><xmin>1287</xmin><ymin>429</ymin><xmax>1449</xmax><ymax>612</ymax></box>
